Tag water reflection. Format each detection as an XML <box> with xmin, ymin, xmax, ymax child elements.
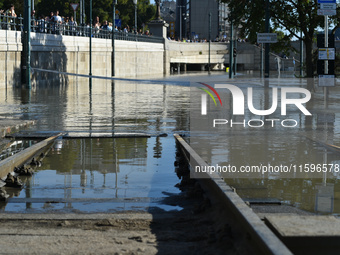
<box><xmin>0</xmin><ymin>74</ymin><xmax>193</xmax><ymax>212</ymax></box>
<box><xmin>0</xmin><ymin>137</ymin><xmax>181</xmax><ymax>213</ymax></box>
<box><xmin>27</xmin><ymin>79</ymin><xmax>187</xmax><ymax>134</ymax></box>
<box><xmin>0</xmin><ymin>76</ymin><xmax>191</xmax><ymax>134</ymax></box>
<box><xmin>0</xmin><ymin>140</ymin><xmax>31</xmax><ymax>161</ymax></box>
<box><xmin>3</xmin><ymin>72</ymin><xmax>340</xmax><ymax>215</ymax></box>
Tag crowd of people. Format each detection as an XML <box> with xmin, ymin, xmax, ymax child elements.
<box><xmin>0</xmin><ymin>6</ymin><xmax>153</xmax><ymax>37</ymax></box>
<box><xmin>1</xmin><ymin>6</ymin><xmax>243</xmax><ymax>42</ymax></box>
<box><xmin>0</xmin><ymin>4</ymin><xmax>17</xmax><ymax>17</ymax></box>
<box><xmin>167</xmin><ymin>36</ymin><xmax>248</xmax><ymax>44</ymax></box>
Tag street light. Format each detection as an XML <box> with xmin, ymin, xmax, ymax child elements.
<box><xmin>112</xmin><ymin>0</ymin><xmax>117</xmax><ymax>77</ymax></box>
<box><xmin>183</xmin><ymin>12</ymin><xmax>188</xmax><ymax>39</ymax></box>
<box><xmin>178</xmin><ymin>5</ymin><xmax>185</xmax><ymax>41</ymax></box>
<box><xmin>89</xmin><ymin>0</ymin><xmax>93</xmax><ymax>89</ymax></box>
<box><xmin>133</xmin><ymin>0</ymin><xmax>137</xmax><ymax>33</ymax></box>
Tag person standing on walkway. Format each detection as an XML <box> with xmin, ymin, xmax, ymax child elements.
<box><xmin>7</xmin><ymin>4</ymin><xmax>17</xmax><ymax>30</ymax></box>
<box><xmin>94</xmin><ymin>16</ymin><xmax>101</xmax><ymax>34</ymax></box>
<box><xmin>8</xmin><ymin>4</ymin><xmax>17</xmax><ymax>17</ymax></box>
<box><xmin>69</xmin><ymin>16</ymin><xmax>77</xmax><ymax>35</ymax></box>
<box><xmin>53</xmin><ymin>10</ymin><xmax>62</xmax><ymax>34</ymax></box>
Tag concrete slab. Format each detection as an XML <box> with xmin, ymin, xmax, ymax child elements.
<box><xmin>64</xmin><ymin>132</ymin><xmax>152</xmax><ymax>138</ymax></box>
<box><xmin>265</xmin><ymin>214</ymin><xmax>340</xmax><ymax>255</ymax></box>
<box><xmin>265</xmin><ymin>215</ymin><xmax>340</xmax><ymax>237</ymax></box>
<box><xmin>252</xmin><ymin>205</ymin><xmax>313</xmax><ymax>219</ymax></box>
<box><xmin>6</xmin><ymin>131</ymin><xmax>156</xmax><ymax>139</ymax></box>
<box><xmin>0</xmin><ymin>118</ymin><xmax>36</xmax><ymax>138</ymax></box>
<box><xmin>245</xmin><ymin>198</ymin><xmax>281</xmax><ymax>205</ymax></box>
<box><xmin>0</xmin><ymin>212</ymin><xmax>157</xmax><ymax>221</ymax></box>
<box><xmin>174</xmin><ymin>134</ymin><xmax>292</xmax><ymax>255</ymax></box>
<box><xmin>0</xmin><ymin>197</ymin><xmax>252</xmax><ymax>254</ymax></box>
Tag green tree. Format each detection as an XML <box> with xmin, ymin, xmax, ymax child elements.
<box><xmin>223</xmin><ymin>0</ymin><xmax>327</xmax><ymax>77</ymax></box>
<box><xmin>33</xmin><ymin>0</ymin><xmax>155</xmax><ymax>29</ymax></box>
<box><xmin>115</xmin><ymin>0</ymin><xmax>155</xmax><ymax>29</ymax></box>
<box><xmin>35</xmin><ymin>0</ymin><xmax>72</xmax><ymax>18</ymax></box>
<box><xmin>0</xmin><ymin>0</ymin><xmax>24</xmax><ymax>16</ymax></box>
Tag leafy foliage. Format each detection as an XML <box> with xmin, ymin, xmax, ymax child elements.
<box><xmin>222</xmin><ymin>0</ymin><xmax>334</xmax><ymax>77</ymax></box>
<box><xmin>0</xmin><ymin>0</ymin><xmax>24</xmax><ymax>16</ymax></box>
<box><xmin>0</xmin><ymin>0</ymin><xmax>156</xmax><ymax>29</ymax></box>
<box><xmin>118</xmin><ymin>0</ymin><xmax>155</xmax><ymax>29</ymax></box>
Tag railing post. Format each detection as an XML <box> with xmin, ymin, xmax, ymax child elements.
<box><xmin>229</xmin><ymin>19</ymin><xmax>234</xmax><ymax>79</ymax></box>
<box><xmin>19</xmin><ymin>15</ymin><xmax>23</xmax><ymax>31</ymax></box>
<box><xmin>6</xmin><ymin>11</ymin><xmax>9</xmax><ymax>30</ymax></box>
<box><xmin>13</xmin><ymin>16</ymin><xmax>17</xmax><ymax>31</ymax></box>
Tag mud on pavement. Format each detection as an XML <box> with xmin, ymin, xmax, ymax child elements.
<box><xmin>0</xmin><ymin>177</ymin><xmax>255</xmax><ymax>255</ymax></box>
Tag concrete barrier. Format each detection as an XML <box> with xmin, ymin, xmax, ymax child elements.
<box><xmin>174</xmin><ymin>134</ymin><xmax>293</xmax><ymax>255</ymax></box>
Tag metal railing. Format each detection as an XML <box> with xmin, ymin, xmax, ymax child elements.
<box><xmin>0</xmin><ymin>13</ymin><xmax>164</xmax><ymax>44</ymax></box>
<box><xmin>0</xmin><ymin>12</ymin><xmax>23</xmax><ymax>31</ymax></box>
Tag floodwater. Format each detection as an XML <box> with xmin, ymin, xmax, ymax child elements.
<box><xmin>189</xmin><ymin>75</ymin><xmax>340</xmax><ymax>215</ymax></box>
<box><xmin>1</xmin><ymin>71</ymin><xmax>340</xmax><ymax>215</ymax></box>
<box><xmin>1</xmin><ymin>137</ymin><xmax>183</xmax><ymax>213</ymax></box>
<box><xmin>0</xmin><ymin>74</ymin><xmax>192</xmax><ymax>212</ymax></box>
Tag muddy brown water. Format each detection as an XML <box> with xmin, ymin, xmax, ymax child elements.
<box><xmin>1</xmin><ymin>72</ymin><xmax>340</xmax><ymax>215</ymax></box>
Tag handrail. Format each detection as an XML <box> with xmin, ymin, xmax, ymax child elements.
<box><xmin>0</xmin><ymin>13</ymin><xmax>164</xmax><ymax>44</ymax></box>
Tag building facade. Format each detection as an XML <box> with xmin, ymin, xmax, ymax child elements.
<box><xmin>175</xmin><ymin>0</ymin><xmax>230</xmax><ymax>41</ymax></box>
<box><xmin>160</xmin><ymin>0</ymin><xmax>176</xmax><ymax>38</ymax></box>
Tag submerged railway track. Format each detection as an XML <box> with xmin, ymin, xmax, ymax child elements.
<box><xmin>0</xmin><ymin>132</ymin><xmax>339</xmax><ymax>254</ymax></box>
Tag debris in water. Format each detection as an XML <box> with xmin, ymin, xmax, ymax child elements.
<box><xmin>14</xmin><ymin>165</ymin><xmax>34</xmax><ymax>176</ymax></box>
<box><xmin>0</xmin><ymin>188</ymin><xmax>9</xmax><ymax>201</ymax></box>
<box><xmin>5</xmin><ymin>173</ymin><xmax>23</xmax><ymax>188</ymax></box>
<box><xmin>30</xmin><ymin>158</ymin><xmax>42</xmax><ymax>167</ymax></box>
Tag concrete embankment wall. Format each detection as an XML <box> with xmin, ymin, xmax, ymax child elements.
<box><xmin>3</xmin><ymin>30</ymin><xmax>331</xmax><ymax>88</ymax></box>
<box><xmin>236</xmin><ymin>42</ymin><xmax>288</xmax><ymax>71</ymax></box>
<box><xmin>166</xmin><ymin>40</ymin><xmax>228</xmax><ymax>65</ymax></box>
<box><xmin>0</xmin><ymin>30</ymin><xmax>165</xmax><ymax>88</ymax></box>
<box><xmin>0</xmin><ymin>30</ymin><xmax>22</xmax><ymax>87</ymax></box>
<box><xmin>165</xmin><ymin>40</ymin><xmax>284</xmax><ymax>72</ymax></box>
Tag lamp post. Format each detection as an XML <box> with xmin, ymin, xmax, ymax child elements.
<box><xmin>89</xmin><ymin>0</ymin><xmax>93</xmax><ymax>89</ymax></box>
<box><xmin>133</xmin><ymin>0</ymin><xmax>137</xmax><ymax>33</ymax></box>
<box><xmin>208</xmin><ymin>12</ymin><xmax>211</xmax><ymax>73</ymax></box>
<box><xmin>23</xmin><ymin>0</ymin><xmax>31</xmax><ymax>88</ymax></box>
<box><xmin>112</xmin><ymin>0</ymin><xmax>117</xmax><ymax>77</ymax></box>
<box><xmin>80</xmin><ymin>0</ymin><xmax>82</xmax><ymax>24</ymax></box>
<box><xmin>229</xmin><ymin>18</ymin><xmax>233</xmax><ymax>79</ymax></box>
<box><xmin>178</xmin><ymin>5</ymin><xmax>184</xmax><ymax>41</ymax></box>
<box><xmin>264</xmin><ymin>0</ymin><xmax>270</xmax><ymax>85</ymax></box>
